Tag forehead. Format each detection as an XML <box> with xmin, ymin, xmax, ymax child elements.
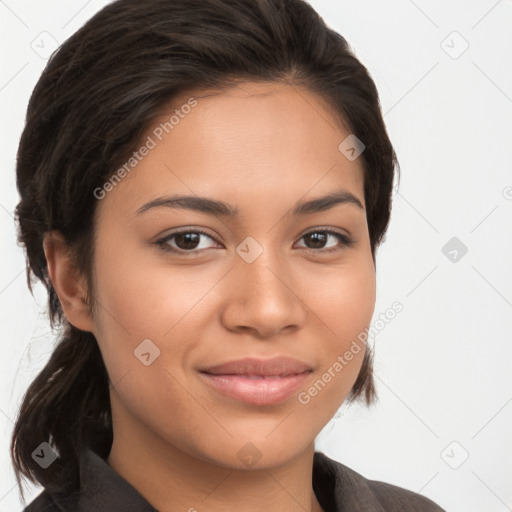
<box><xmin>96</xmin><ymin>81</ymin><xmax>365</xmax><ymax>221</ymax></box>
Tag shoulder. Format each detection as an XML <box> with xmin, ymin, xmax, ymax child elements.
<box><xmin>313</xmin><ymin>451</ymin><xmax>445</xmax><ymax>512</ymax></box>
<box><xmin>363</xmin><ymin>477</ymin><xmax>445</xmax><ymax>511</ymax></box>
<box><xmin>22</xmin><ymin>490</ymin><xmax>59</xmax><ymax>512</ymax></box>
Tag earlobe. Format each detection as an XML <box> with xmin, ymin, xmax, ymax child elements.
<box><xmin>43</xmin><ymin>231</ymin><xmax>95</xmax><ymax>332</ymax></box>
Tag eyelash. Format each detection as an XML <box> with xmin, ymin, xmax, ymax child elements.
<box><xmin>154</xmin><ymin>227</ymin><xmax>355</xmax><ymax>256</ymax></box>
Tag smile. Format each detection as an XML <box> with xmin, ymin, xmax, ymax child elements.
<box><xmin>200</xmin><ymin>372</ymin><xmax>311</xmax><ymax>405</ymax></box>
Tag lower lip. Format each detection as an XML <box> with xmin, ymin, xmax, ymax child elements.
<box><xmin>200</xmin><ymin>372</ymin><xmax>310</xmax><ymax>405</ymax></box>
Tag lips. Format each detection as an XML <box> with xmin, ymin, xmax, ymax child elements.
<box><xmin>199</xmin><ymin>357</ymin><xmax>313</xmax><ymax>405</ymax></box>
<box><xmin>202</xmin><ymin>356</ymin><xmax>312</xmax><ymax>377</ymax></box>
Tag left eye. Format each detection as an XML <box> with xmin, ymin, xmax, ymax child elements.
<box><xmin>295</xmin><ymin>229</ymin><xmax>354</xmax><ymax>252</ymax></box>
<box><xmin>154</xmin><ymin>228</ymin><xmax>354</xmax><ymax>254</ymax></box>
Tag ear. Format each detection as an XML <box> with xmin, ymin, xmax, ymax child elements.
<box><xmin>43</xmin><ymin>231</ymin><xmax>94</xmax><ymax>332</ymax></box>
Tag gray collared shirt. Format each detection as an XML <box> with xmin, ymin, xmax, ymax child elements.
<box><xmin>23</xmin><ymin>448</ymin><xmax>445</xmax><ymax>512</ymax></box>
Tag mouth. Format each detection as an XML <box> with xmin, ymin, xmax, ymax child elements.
<box><xmin>199</xmin><ymin>373</ymin><xmax>312</xmax><ymax>406</ymax></box>
<box><xmin>199</xmin><ymin>357</ymin><xmax>313</xmax><ymax>406</ymax></box>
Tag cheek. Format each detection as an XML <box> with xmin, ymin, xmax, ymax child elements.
<box><xmin>89</xmin><ymin>239</ymin><xmax>225</xmax><ymax>404</ymax></box>
<box><xmin>89</xmin><ymin>245</ymin><xmax>207</xmax><ymax>439</ymax></box>
<box><xmin>329</xmin><ymin>266</ymin><xmax>375</xmax><ymax>348</ymax></box>
<box><xmin>91</xmin><ymin>238</ymin><xmax>215</xmax><ymax>339</ymax></box>
<box><xmin>295</xmin><ymin>258</ymin><xmax>376</xmax><ymax>412</ymax></box>
<box><xmin>299</xmin><ymin>254</ymin><xmax>376</xmax><ymax>346</ymax></box>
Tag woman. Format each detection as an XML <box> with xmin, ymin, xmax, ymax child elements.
<box><xmin>11</xmin><ymin>0</ymin><xmax>445</xmax><ymax>510</ymax></box>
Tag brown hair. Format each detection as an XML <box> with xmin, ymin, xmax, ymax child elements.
<box><xmin>11</xmin><ymin>0</ymin><xmax>399</xmax><ymax>497</ymax></box>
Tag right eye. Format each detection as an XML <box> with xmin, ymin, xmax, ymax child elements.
<box><xmin>154</xmin><ymin>228</ymin><xmax>222</xmax><ymax>255</ymax></box>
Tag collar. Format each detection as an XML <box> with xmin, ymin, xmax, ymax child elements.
<box><xmin>48</xmin><ymin>448</ymin><xmax>386</xmax><ymax>512</ymax></box>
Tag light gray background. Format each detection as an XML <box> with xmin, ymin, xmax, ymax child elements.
<box><xmin>1</xmin><ymin>1</ymin><xmax>511</xmax><ymax>511</ymax></box>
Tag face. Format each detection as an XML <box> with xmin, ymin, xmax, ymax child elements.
<box><xmin>89</xmin><ymin>81</ymin><xmax>376</xmax><ymax>469</ymax></box>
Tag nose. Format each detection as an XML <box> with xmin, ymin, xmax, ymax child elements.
<box><xmin>220</xmin><ymin>246</ymin><xmax>307</xmax><ymax>339</ymax></box>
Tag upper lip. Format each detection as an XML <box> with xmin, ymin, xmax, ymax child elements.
<box><xmin>201</xmin><ymin>357</ymin><xmax>313</xmax><ymax>377</ymax></box>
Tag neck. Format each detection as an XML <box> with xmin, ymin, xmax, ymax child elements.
<box><xmin>107</xmin><ymin>416</ymin><xmax>324</xmax><ymax>512</ymax></box>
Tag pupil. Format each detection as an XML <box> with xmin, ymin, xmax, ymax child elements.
<box><xmin>307</xmin><ymin>232</ymin><xmax>326</xmax><ymax>248</ymax></box>
<box><xmin>176</xmin><ymin>232</ymin><xmax>200</xmax><ymax>250</ymax></box>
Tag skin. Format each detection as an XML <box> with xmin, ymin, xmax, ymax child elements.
<box><xmin>44</xmin><ymin>81</ymin><xmax>376</xmax><ymax>512</ymax></box>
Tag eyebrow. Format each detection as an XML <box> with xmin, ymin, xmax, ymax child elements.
<box><xmin>136</xmin><ymin>188</ymin><xmax>364</xmax><ymax>218</ymax></box>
